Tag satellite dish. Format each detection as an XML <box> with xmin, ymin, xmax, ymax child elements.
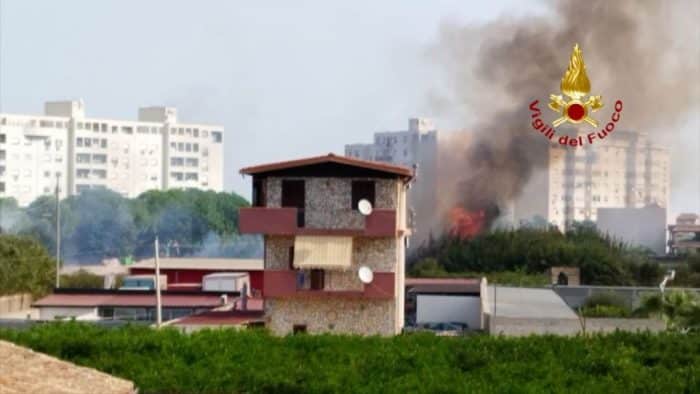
<box><xmin>358</xmin><ymin>266</ymin><xmax>374</xmax><ymax>284</ymax></box>
<box><xmin>358</xmin><ymin>199</ymin><xmax>373</xmax><ymax>216</ymax></box>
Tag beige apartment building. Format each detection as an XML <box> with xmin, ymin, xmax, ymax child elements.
<box><xmin>239</xmin><ymin>154</ymin><xmax>412</xmax><ymax>335</ymax></box>
<box><xmin>0</xmin><ymin>100</ymin><xmax>223</xmax><ymax>205</ymax></box>
<box><xmin>516</xmin><ymin>130</ymin><xmax>670</xmax><ymax>230</ymax></box>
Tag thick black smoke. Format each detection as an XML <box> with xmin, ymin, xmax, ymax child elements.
<box><xmin>431</xmin><ymin>0</ymin><xmax>700</xmax><ymax>230</ymax></box>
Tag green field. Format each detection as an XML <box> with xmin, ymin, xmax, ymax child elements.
<box><xmin>1</xmin><ymin>323</ymin><xmax>699</xmax><ymax>393</ymax></box>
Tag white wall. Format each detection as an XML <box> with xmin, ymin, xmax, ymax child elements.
<box><xmin>416</xmin><ymin>295</ymin><xmax>481</xmax><ymax>330</ymax></box>
<box><xmin>38</xmin><ymin>306</ymin><xmax>99</xmax><ymax>321</ymax></box>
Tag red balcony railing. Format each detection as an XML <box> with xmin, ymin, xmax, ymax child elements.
<box><xmin>239</xmin><ymin>207</ymin><xmax>397</xmax><ymax>236</ymax></box>
<box><xmin>262</xmin><ymin>270</ymin><xmax>395</xmax><ymax>299</ymax></box>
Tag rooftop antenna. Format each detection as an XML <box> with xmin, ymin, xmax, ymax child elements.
<box><xmin>358</xmin><ymin>199</ymin><xmax>373</xmax><ymax>216</ymax></box>
<box><xmin>358</xmin><ymin>266</ymin><xmax>374</xmax><ymax>284</ymax></box>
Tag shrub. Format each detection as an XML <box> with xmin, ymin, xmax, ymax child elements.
<box><xmin>580</xmin><ymin>305</ymin><xmax>630</xmax><ymax>318</ymax></box>
<box><xmin>584</xmin><ymin>292</ymin><xmax>627</xmax><ymax>309</ymax></box>
<box><xmin>60</xmin><ymin>270</ymin><xmax>105</xmax><ymax>289</ymax></box>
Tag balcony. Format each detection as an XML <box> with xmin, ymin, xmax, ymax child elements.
<box><xmin>262</xmin><ymin>270</ymin><xmax>395</xmax><ymax>299</ymax></box>
<box><xmin>239</xmin><ymin>207</ymin><xmax>397</xmax><ymax>236</ymax></box>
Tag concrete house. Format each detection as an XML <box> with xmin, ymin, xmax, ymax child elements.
<box><xmin>239</xmin><ymin>154</ymin><xmax>413</xmax><ymax>335</ymax></box>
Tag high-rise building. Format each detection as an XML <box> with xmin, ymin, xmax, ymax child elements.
<box><xmin>345</xmin><ymin>118</ymin><xmax>438</xmax><ymax>243</ymax></box>
<box><xmin>515</xmin><ymin>130</ymin><xmax>670</xmax><ymax>230</ymax></box>
<box><xmin>0</xmin><ymin>100</ymin><xmax>223</xmax><ymax>205</ymax></box>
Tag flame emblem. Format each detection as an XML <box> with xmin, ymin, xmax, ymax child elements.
<box><xmin>549</xmin><ymin>44</ymin><xmax>603</xmax><ymax>127</ymax></box>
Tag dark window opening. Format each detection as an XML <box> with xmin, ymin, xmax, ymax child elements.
<box><xmin>351</xmin><ymin>180</ymin><xmax>375</xmax><ymax>210</ymax></box>
<box><xmin>293</xmin><ymin>324</ymin><xmax>307</xmax><ymax>334</ymax></box>
<box><xmin>557</xmin><ymin>272</ymin><xmax>569</xmax><ymax>286</ymax></box>
<box><xmin>282</xmin><ymin>180</ymin><xmax>305</xmax><ymax>227</ymax></box>
<box><xmin>252</xmin><ymin>179</ymin><xmax>266</xmax><ymax>207</ymax></box>
<box><xmin>310</xmin><ymin>269</ymin><xmax>325</xmax><ymax>290</ymax></box>
<box><xmin>288</xmin><ymin>246</ymin><xmax>295</xmax><ymax>270</ymax></box>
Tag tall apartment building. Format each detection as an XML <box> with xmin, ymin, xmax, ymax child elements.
<box><xmin>239</xmin><ymin>154</ymin><xmax>412</xmax><ymax>335</ymax></box>
<box><xmin>345</xmin><ymin>118</ymin><xmax>438</xmax><ymax>243</ymax></box>
<box><xmin>0</xmin><ymin>100</ymin><xmax>223</xmax><ymax>205</ymax></box>
<box><xmin>515</xmin><ymin>130</ymin><xmax>670</xmax><ymax>230</ymax></box>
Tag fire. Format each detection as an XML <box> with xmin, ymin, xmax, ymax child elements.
<box><xmin>449</xmin><ymin>208</ymin><xmax>486</xmax><ymax>239</ymax></box>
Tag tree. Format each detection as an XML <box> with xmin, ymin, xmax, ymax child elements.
<box><xmin>0</xmin><ymin>235</ymin><xmax>55</xmax><ymax>296</ymax></box>
<box><xmin>635</xmin><ymin>290</ymin><xmax>700</xmax><ymax>331</ymax></box>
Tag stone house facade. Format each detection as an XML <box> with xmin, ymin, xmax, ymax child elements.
<box><xmin>239</xmin><ymin>154</ymin><xmax>412</xmax><ymax>335</ymax></box>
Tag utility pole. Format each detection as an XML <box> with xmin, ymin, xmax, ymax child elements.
<box><xmin>55</xmin><ymin>173</ymin><xmax>61</xmax><ymax>288</ymax></box>
<box><xmin>154</xmin><ymin>236</ymin><xmax>162</xmax><ymax>328</ymax></box>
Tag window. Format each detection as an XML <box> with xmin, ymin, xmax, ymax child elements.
<box><xmin>288</xmin><ymin>246</ymin><xmax>295</xmax><ymax>270</ymax></box>
<box><xmin>310</xmin><ymin>269</ymin><xmax>324</xmax><ymax>290</ymax></box>
<box><xmin>170</xmin><ymin>157</ymin><xmax>184</xmax><ymax>166</ymax></box>
<box><xmin>76</xmin><ymin>153</ymin><xmax>91</xmax><ymax>163</ymax></box>
<box><xmin>193</xmin><ymin>143</ymin><xmax>199</xmax><ymax>152</ymax></box>
<box><xmin>101</xmin><ymin>139</ymin><xmax>107</xmax><ymax>148</ymax></box>
<box><xmin>0</xmin><ymin>134</ymin><xmax>5</xmax><ymax>143</ymax></box>
<box><xmin>351</xmin><ymin>180</ymin><xmax>375</xmax><ymax>210</ymax></box>
<box><xmin>282</xmin><ymin>180</ymin><xmax>305</xmax><ymax>227</ymax></box>
<box><xmin>212</xmin><ymin>131</ymin><xmax>222</xmax><ymax>143</ymax></box>
<box><xmin>252</xmin><ymin>179</ymin><xmax>266</xmax><ymax>207</ymax></box>
<box><xmin>293</xmin><ymin>325</ymin><xmax>307</xmax><ymax>335</ymax></box>
<box><xmin>185</xmin><ymin>158</ymin><xmax>198</xmax><ymax>167</ymax></box>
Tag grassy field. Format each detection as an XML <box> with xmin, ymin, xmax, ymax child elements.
<box><xmin>1</xmin><ymin>323</ymin><xmax>699</xmax><ymax>393</ymax></box>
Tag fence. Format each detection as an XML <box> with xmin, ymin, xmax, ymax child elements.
<box><xmin>553</xmin><ymin>285</ymin><xmax>700</xmax><ymax>309</ymax></box>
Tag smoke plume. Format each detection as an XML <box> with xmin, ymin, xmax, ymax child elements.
<box><xmin>430</xmin><ymin>0</ymin><xmax>700</xmax><ymax>231</ymax></box>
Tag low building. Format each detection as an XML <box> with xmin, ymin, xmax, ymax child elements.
<box><xmin>597</xmin><ymin>204</ymin><xmax>666</xmax><ymax>255</ymax></box>
<box><xmin>668</xmin><ymin>213</ymin><xmax>700</xmax><ymax>255</ymax></box>
<box><xmin>484</xmin><ymin>286</ymin><xmax>580</xmax><ymax>336</ymax></box>
<box><xmin>405</xmin><ymin>278</ymin><xmax>483</xmax><ymax>331</ymax></box>
<box><xmin>239</xmin><ymin>153</ymin><xmax>413</xmax><ymax>336</ymax></box>
<box><xmin>128</xmin><ymin>258</ymin><xmax>264</xmax><ymax>293</ymax></box>
<box><xmin>32</xmin><ymin>289</ymin><xmax>230</xmax><ymax>321</ymax></box>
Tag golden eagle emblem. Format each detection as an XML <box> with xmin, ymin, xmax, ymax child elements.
<box><xmin>549</xmin><ymin>44</ymin><xmax>603</xmax><ymax>127</ymax></box>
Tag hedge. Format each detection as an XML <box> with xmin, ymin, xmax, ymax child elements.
<box><xmin>1</xmin><ymin>323</ymin><xmax>698</xmax><ymax>393</ymax></box>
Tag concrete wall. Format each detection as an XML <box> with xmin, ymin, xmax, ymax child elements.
<box><xmin>487</xmin><ymin>315</ymin><xmax>665</xmax><ymax>336</ymax></box>
<box><xmin>416</xmin><ymin>295</ymin><xmax>481</xmax><ymax>330</ymax></box>
<box><xmin>0</xmin><ymin>294</ymin><xmax>33</xmax><ymax>315</ymax></box>
<box><xmin>38</xmin><ymin>306</ymin><xmax>99</xmax><ymax>321</ymax></box>
<box><xmin>265</xmin><ymin>298</ymin><xmax>396</xmax><ymax>336</ymax></box>
<box><xmin>265</xmin><ymin>177</ymin><xmax>398</xmax><ymax>229</ymax></box>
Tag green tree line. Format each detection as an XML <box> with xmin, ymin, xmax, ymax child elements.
<box><xmin>0</xmin><ymin>188</ymin><xmax>259</xmax><ymax>263</ymax></box>
<box><xmin>410</xmin><ymin>223</ymin><xmax>670</xmax><ymax>286</ymax></box>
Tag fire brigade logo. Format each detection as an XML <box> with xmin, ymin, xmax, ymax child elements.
<box><xmin>548</xmin><ymin>44</ymin><xmax>603</xmax><ymax>127</ymax></box>
<box><xmin>528</xmin><ymin>43</ymin><xmax>623</xmax><ymax>148</ymax></box>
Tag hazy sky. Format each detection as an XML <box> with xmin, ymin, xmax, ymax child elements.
<box><xmin>0</xmin><ymin>1</ymin><xmax>697</xmax><ymax>218</ymax></box>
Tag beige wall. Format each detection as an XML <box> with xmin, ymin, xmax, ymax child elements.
<box><xmin>265</xmin><ymin>298</ymin><xmax>397</xmax><ymax>336</ymax></box>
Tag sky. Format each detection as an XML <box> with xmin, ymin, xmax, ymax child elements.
<box><xmin>0</xmin><ymin>0</ymin><xmax>697</xmax><ymax>219</ymax></box>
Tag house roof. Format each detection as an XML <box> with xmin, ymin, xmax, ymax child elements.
<box><xmin>408</xmin><ymin>284</ymin><xmax>480</xmax><ymax>295</ymax></box>
<box><xmin>0</xmin><ymin>340</ymin><xmax>135</xmax><ymax>394</ymax></box>
<box><xmin>129</xmin><ymin>258</ymin><xmax>264</xmax><ymax>271</ymax></box>
<box><xmin>487</xmin><ymin>286</ymin><xmax>577</xmax><ymax>319</ymax></box>
<box><xmin>33</xmin><ymin>293</ymin><xmax>225</xmax><ymax>308</ymax></box>
<box><xmin>405</xmin><ymin>278</ymin><xmax>481</xmax><ymax>286</ymax></box>
<box><xmin>173</xmin><ymin>310</ymin><xmax>264</xmax><ymax>326</ymax></box>
<box><xmin>239</xmin><ymin>153</ymin><xmax>414</xmax><ymax>179</ymax></box>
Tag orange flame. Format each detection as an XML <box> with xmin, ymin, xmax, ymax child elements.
<box><xmin>449</xmin><ymin>208</ymin><xmax>486</xmax><ymax>239</ymax></box>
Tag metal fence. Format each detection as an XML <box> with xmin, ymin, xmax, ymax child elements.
<box><xmin>553</xmin><ymin>285</ymin><xmax>700</xmax><ymax>309</ymax></box>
